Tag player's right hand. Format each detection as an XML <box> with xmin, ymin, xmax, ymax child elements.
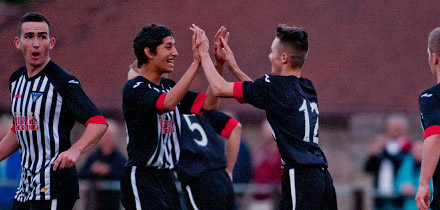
<box><xmin>415</xmin><ymin>184</ymin><xmax>431</xmax><ymax>210</ymax></box>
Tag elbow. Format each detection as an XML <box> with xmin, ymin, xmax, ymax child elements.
<box><xmin>212</xmin><ymin>84</ymin><xmax>226</xmax><ymax>97</ymax></box>
<box><xmin>161</xmin><ymin>101</ymin><xmax>178</xmax><ymax>113</ymax></box>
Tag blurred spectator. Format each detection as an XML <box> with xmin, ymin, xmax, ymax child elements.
<box><xmin>222</xmin><ymin>110</ymin><xmax>253</xmax><ymax>210</ymax></box>
<box><xmin>0</xmin><ymin>114</ymin><xmax>21</xmax><ymax>209</ymax></box>
<box><xmin>249</xmin><ymin>119</ymin><xmax>283</xmax><ymax>210</ymax></box>
<box><xmin>78</xmin><ymin>119</ymin><xmax>126</xmax><ymax>210</ymax></box>
<box><xmin>396</xmin><ymin>140</ymin><xmax>432</xmax><ymax>210</ymax></box>
<box><xmin>364</xmin><ymin>114</ymin><xmax>412</xmax><ymax>210</ymax></box>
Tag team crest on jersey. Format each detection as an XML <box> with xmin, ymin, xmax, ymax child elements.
<box><xmin>13</xmin><ymin>112</ymin><xmax>39</xmax><ymax>131</ymax></box>
<box><xmin>31</xmin><ymin>92</ymin><xmax>43</xmax><ymax>102</ymax></box>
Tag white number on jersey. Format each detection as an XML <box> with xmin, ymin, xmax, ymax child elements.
<box><xmin>183</xmin><ymin>115</ymin><xmax>208</xmax><ymax>146</ymax></box>
<box><xmin>299</xmin><ymin>99</ymin><xmax>319</xmax><ymax>143</ymax></box>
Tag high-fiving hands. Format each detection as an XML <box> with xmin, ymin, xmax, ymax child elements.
<box><xmin>190</xmin><ymin>24</ymin><xmax>209</xmax><ymax>55</ymax></box>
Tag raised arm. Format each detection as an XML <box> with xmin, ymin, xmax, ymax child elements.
<box><xmin>192</xmin><ymin>25</ymin><xmax>234</xmax><ymax>97</ymax></box>
<box><xmin>219</xmin><ymin>36</ymin><xmax>252</xmax><ymax>82</ymax></box>
<box><xmin>161</xmin><ymin>29</ymin><xmax>202</xmax><ymax>112</ymax></box>
<box><xmin>52</xmin><ymin>122</ymin><xmax>108</xmax><ymax>171</ymax></box>
<box><xmin>224</xmin><ymin>122</ymin><xmax>242</xmax><ymax>180</ymax></box>
<box><xmin>0</xmin><ymin>129</ymin><xmax>19</xmax><ymax>162</ymax></box>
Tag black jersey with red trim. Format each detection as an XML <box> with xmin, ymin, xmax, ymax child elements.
<box><xmin>175</xmin><ymin>110</ymin><xmax>239</xmax><ymax>184</ymax></box>
<box><xmin>419</xmin><ymin>84</ymin><xmax>440</xmax><ymax>139</ymax></box>
<box><xmin>123</xmin><ymin>76</ymin><xmax>205</xmax><ymax>169</ymax></box>
<box><xmin>9</xmin><ymin>60</ymin><xmax>106</xmax><ymax>201</ymax></box>
<box><xmin>233</xmin><ymin>74</ymin><xmax>327</xmax><ymax>168</ymax></box>
<box><xmin>419</xmin><ymin>83</ymin><xmax>440</xmax><ymax>209</ymax></box>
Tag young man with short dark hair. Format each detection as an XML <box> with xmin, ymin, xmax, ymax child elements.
<box><xmin>121</xmin><ymin>24</ymin><xmax>218</xmax><ymax>210</ymax></box>
<box><xmin>0</xmin><ymin>12</ymin><xmax>108</xmax><ymax>210</ymax></box>
<box><xmin>193</xmin><ymin>24</ymin><xmax>337</xmax><ymax>210</ymax></box>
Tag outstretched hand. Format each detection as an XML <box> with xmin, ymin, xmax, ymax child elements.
<box><xmin>190</xmin><ymin>24</ymin><xmax>209</xmax><ymax>54</ymax></box>
<box><xmin>213</xmin><ymin>26</ymin><xmax>230</xmax><ymax>64</ymax></box>
<box><xmin>219</xmin><ymin>36</ymin><xmax>238</xmax><ymax>69</ymax></box>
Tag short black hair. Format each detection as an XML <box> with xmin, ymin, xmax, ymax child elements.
<box><xmin>17</xmin><ymin>12</ymin><xmax>51</xmax><ymax>37</ymax></box>
<box><xmin>133</xmin><ymin>24</ymin><xmax>173</xmax><ymax>67</ymax></box>
<box><xmin>276</xmin><ymin>24</ymin><xmax>308</xmax><ymax>68</ymax></box>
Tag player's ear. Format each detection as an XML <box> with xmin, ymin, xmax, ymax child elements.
<box><xmin>49</xmin><ymin>37</ymin><xmax>55</xmax><ymax>50</ymax></box>
<box><xmin>281</xmin><ymin>52</ymin><xmax>289</xmax><ymax>64</ymax></box>
<box><xmin>14</xmin><ymin>37</ymin><xmax>20</xmax><ymax>49</ymax></box>
<box><xmin>434</xmin><ymin>53</ymin><xmax>440</xmax><ymax>65</ymax></box>
<box><xmin>144</xmin><ymin>47</ymin><xmax>155</xmax><ymax>59</ymax></box>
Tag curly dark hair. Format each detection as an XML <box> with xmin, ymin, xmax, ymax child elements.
<box><xmin>133</xmin><ymin>24</ymin><xmax>173</xmax><ymax>67</ymax></box>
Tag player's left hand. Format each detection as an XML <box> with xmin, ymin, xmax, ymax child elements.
<box><xmin>190</xmin><ymin>24</ymin><xmax>209</xmax><ymax>53</ymax></box>
<box><xmin>213</xmin><ymin>26</ymin><xmax>229</xmax><ymax>64</ymax></box>
<box><xmin>415</xmin><ymin>184</ymin><xmax>431</xmax><ymax>210</ymax></box>
<box><xmin>52</xmin><ymin>147</ymin><xmax>81</xmax><ymax>171</ymax></box>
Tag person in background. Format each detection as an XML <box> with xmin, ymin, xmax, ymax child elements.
<box><xmin>79</xmin><ymin>119</ymin><xmax>126</xmax><ymax>210</ymax></box>
<box><xmin>0</xmin><ymin>114</ymin><xmax>21</xmax><ymax>209</ymax></box>
<box><xmin>249</xmin><ymin>119</ymin><xmax>283</xmax><ymax>210</ymax></box>
<box><xmin>396</xmin><ymin>140</ymin><xmax>431</xmax><ymax>210</ymax></box>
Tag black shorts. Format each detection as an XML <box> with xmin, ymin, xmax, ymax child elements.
<box><xmin>181</xmin><ymin>169</ymin><xmax>234</xmax><ymax>210</ymax></box>
<box><xmin>120</xmin><ymin>166</ymin><xmax>181</xmax><ymax>210</ymax></box>
<box><xmin>278</xmin><ymin>166</ymin><xmax>337</xmax><ymax>210</ymax></box>
<box><xmin>11</xmin><ymin>197</ymin><xmax>77</xmax><ymax>210</ymax></box>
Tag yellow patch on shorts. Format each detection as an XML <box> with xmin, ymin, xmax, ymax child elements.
<box><xmin>40</xmin><ymin>187</ymin><xmax>48</xmax><ymax>192</ymax></box>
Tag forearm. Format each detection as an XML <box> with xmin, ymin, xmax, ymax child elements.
<box><xmin>0</xmin><ymin>130</ymin><xmax>19</xmax><ymax>161</ymax></box>
<box><xmin>228</xmin><ymin>62</ymin><xmax>252</xmax><ymax>81</ymax></box>
<box><xmin>200</xmin><ymin>53</ymin><xmax>234</xmax><ymax>97</ymax></box>
<box><xmin>225</xmin><ymin>123</ymin><xmax>242</xmax><ymax>174</ymax></box>
<box><xmin>163</xmin><ymin>61</ymin><xmax>200</xmax><ymax>111</ymax></box>
<box><xmin>70</xmin><ymin>123</ymin><xmax>108</xmax><ymax>155</ymax></box>
<box><xmin>419</xmin><ymin>134</ymin><xmax>440</xmax><ymax>186</ymax></box>
<box><xmin>202</xmin><ymin>62</ymin><xmax>222</xmax><ymax>110</ymax></box>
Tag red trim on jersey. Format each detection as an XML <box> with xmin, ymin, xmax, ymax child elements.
<box><xmin>85</xmin><ymin>115</ymin><xmax>108</xmax><ymax>126</ymax></box>
<box><xmin>424</xmin><ymin>125</ymin><xmax>440</xmax><ymax>140</ymax></box>
<box><xmin>156</xmin><ymin>93</ymin><xmax>167</xmax><ymax>113</ymax></box>
<box><xmin>11</xmin><ymin>124</ymin><xmax>16</xmax><ymax>133</ymax></box>
<box><xmin>220</xmin><ymin>118</ymin><xmax>239</xmax><ymax>138</ymax></box>
<box><xmin>233</xmin><ymin>82</ymin><xmax>244</xmax><ymax>104</ymax></box>
<box><xmin>191</xmin><ymin>92</ymin><xmax>206</xmax><ymax>114</ymax></box>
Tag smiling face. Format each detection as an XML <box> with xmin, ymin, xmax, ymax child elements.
<box><xmin>147</xmin><ymin>36</ymin><xmax>178</xmax><ymax>74</ymax></box>
<box><xmin>15</xmin><ymin>21</ymin><xmax>55</xmax><ymax>72</ymax></box>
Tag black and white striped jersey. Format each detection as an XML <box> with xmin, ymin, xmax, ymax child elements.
<box><xmin>123</xmin><ymin>76</ymin><xmax>205</xmax><ymax>170</ymax></box>
<box><xmin>233</xmin><ymin>74</ymin><xmax>328</xmax><ymax>169</ymax></box>
<box><xmin>9</xmin><ymin>60</ymin><xmax>106</xmax><ymax>201</ymax></box>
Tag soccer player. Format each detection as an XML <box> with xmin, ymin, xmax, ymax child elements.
<box><xmin>120</xmin><ymin>24</ymin><xmax>218</xmax><ymax>210</ymax></box>
<box><xmin>176</xmin><ymin>111</ymin><xmax>241</xmax><ymax>210</ymax></box>
<box><xmin>415</xmin><ymin>27</ymin><xmax>440</xmax><ymax>210</ymax></box>
<box><xmin>193</xmin><ymin>24</ymin><xmax>337</xmax><ymax>210</ymax></box>
<box><xmin>0</xmin><ymin>12</ymin><xmax>108</xmax><ymax>210</ymax></box>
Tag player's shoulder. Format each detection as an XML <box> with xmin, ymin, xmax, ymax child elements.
<box><xmin>45</xmin><ymin>61</ymin><xmax>80</xmax><ymax>85</ymax></box>
<box><xmin>9</xmin><ymin>66</ymin><xmax>26</xmax><ymax>83</ymax></box>
<box><xmin>420</xmin><ymin>84</ymin><xmax>440</xmax><ymax>100</ymax></box>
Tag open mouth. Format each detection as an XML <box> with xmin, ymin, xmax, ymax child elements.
<box><xmin>32</xmin><ymin>52</ymin><xmax>40</xmax><ymax>57</ymax></box>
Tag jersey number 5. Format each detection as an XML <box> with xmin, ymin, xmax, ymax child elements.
<box><xmin>183</xmin><ymin>115</ymin><xmax>208</xmax><ymax>146</ymax></box>
<box><xmin>299</xmin><ymin>99</ymin><xmax>319</xmax><ymax>143</ymax></box>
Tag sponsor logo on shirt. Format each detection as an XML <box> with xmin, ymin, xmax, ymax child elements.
<box><xmin>13</xmin><ymin>112</ymin><xmax>39</xmax><ymax>131</ymax></box>
<box><xmin>159</xmin><ymin>116</ymin><xmax>175</xmax><ymax>134</ymax></box>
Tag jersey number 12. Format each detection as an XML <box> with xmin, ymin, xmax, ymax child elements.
<box><xmin>299</xmin><ymin>99</ymin><xmax>319</xmax><ymax>143</ymax></box>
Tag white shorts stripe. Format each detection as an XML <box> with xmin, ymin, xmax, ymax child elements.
<box><xmin>289</xmin><ymin>169</ymin><xmax>296</xmax><ymax>210</ymax></box>
<box><xmin>185</xmin><ymin>185</ymin><xmax>199</xmax><ymax>210</ymax></box>
<box><xmin>51</xmin><ymin>198</ymin><xmax>57</xmax><ymax>210</ymax></box>
<box><xmin>130</xmin><ymin>166</ymin><xmax>142</xmax><ymax>210</ymax></box>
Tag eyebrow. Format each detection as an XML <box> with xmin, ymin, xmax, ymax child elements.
<box><xmin>23</xmin><ymin>32</ymin><xmax>48</xmax><ymax>36</ymax></box>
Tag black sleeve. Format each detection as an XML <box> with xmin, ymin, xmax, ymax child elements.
<box><xmin>420</xmin><ymin>91</ymin><xmax>440</xmax><ymax>129</ymax></box>
<box><xmin>57</xmin><ymin>76</ymin><xmax>103</xmax><ymax>124</ymax></box>
<box><xmin>242</xmin><ymin>75</ymin><xmax>283</xmax><ymax>110</ymax></box>
<box><xmin>134</xmin><ymin>84</ymin><xmax>165</xmax><ymax>114</ymax></box>
<box><xmin>202</xmin><ymin>111</ymin><xmax>232</xmax><ymax>135</ymax></box>
<box><xmin>178</xmin><ymin>91</ymin><xmax>205</xmax><ymax>114</ymax></box>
